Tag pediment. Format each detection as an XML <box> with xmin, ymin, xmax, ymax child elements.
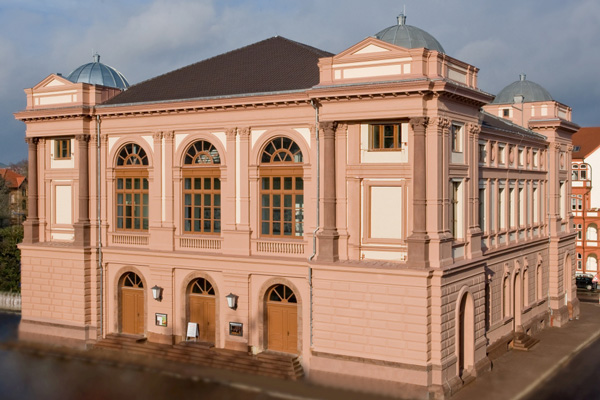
<box><xmin>333</xmin><ymin>37</ymin><xmax>411</xmax><ymax>61</ymax></box>
<box><xmin>33</xmin><ymin>74</ymin><xmax>74</xmax><ymax>90</ymax></box>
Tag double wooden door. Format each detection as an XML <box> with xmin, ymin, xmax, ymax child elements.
<box><xmin>189</xmin><ymin>295</ymin><xmax>216</xmax><ymax>343</ymax></box>
<box><xmin>121</xmin><ymin>287</ymin><xmax>144</xmax><ymax>335</ymax></box>
<box><xmin>267</xmin><ymin>302</ymin><xmax>298</xmax><ymax>353</ymax></box>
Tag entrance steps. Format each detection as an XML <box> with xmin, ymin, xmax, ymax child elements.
<box><xmin>512</xmin><ymin>332</ymin><xmax>539</xmax><ymax>351</ymax></box>
<box><xmin>94</xmin><ymin>334</ymin><xmax>304</xmax><ymax>380</ymax></box>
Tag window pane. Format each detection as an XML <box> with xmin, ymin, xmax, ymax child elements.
<box><xmin>125</xmin><ymin>179</ymin><xmax>132</xmax><ymax>189</ymax></box>
<box><xmin>204</xmin><ymin>194</ymin><xmax>211</xmax><ymax>206</ymax></box>
<box><xmin>262</xmin><ymin>195</ymin><xmax>270</xmax><ymax>207</ymax></box>
<box><xmin>284</xmin><ymin>177</ymin><xmax>292</xmax><ymax>190</ymax></box>
<box><xmin>296</xmin><ymin>177</ymin><xmax>303</xmax><ymax>190</ymax></box>
<box><xmin>284</xmin><ymin>195</ymin><xmax>292</xmax><ymax>207</ymax></box>
<box><xmin>284</xmin><ymin>209</ymin><xmax>292</xmax><ymax>222</ymax></box>
<box><xmin>185</xmin><ymin>220</ymin><xmax>191</xmax><ymax>232</ymax></box>
<box><xmin>214</xmin><ymin>208</ymin><xmax>221</xmax><ymax>220</ymax></box>
<box><xmin>273</xmin><ymin>209</ymin><xmax>281</xmax><ymax>221</ymax></box>
<box><xmin>262</xmin><ymin>222</ymin><xmax>270</xmax><ymax>235</ymax></box>
<box><xmin>184</xmin><ymin>178</ymin><xmax>191</xmax><ymax>190</ymax></box>
<box><xmin>204</xmin><ymin>221</ymin><xmax>211</xmax><ymax>231</ymax></box>
<box><xmin>184</xmin><ymin>194</ymin><xmax>191</xmax><ymax>206</ymax></box>
<box><xmin>214</xmin><ymin>221</ymin><xmax>221</xmax><ymax>233</ymax></box>
<box><xmin>273</xmin><ymin>195</ymin><xmax>281</xmax><ymax>207</ymax></box>
<box><xmin>273</xmin><ymin>223</ymin><xmax>281</xmax><ymax>235</ymax></box>
<box><xmin>262</xmin><ymin>208</ymin><xmax>270</xmax><ymax>221</ymax></box>
<box><xmin>273</xmin><ymin>177</ymin><xmax>281</xmax><ymax>190</ymax></box>
<box><xmin>204</xmin><ymin>179</ymin><xmax>211</xmax><ymax>190</ymax></box>
<box><xmin>117</xmin><ymin>179</ymin><xmax>123</xmax><ymax>190</ymax></box>
<box><xmin>143</xmin><ymin>179</ymin><xmax>148</xmax><ymax>190</ymax></box>
<box><xmin>194</xmin><ymin>194</ymin><xmax>201</xmax><ymax>206</ymax></box>
<box><xmin>372</xmin><ymin>126</ymin><xmax>380</xmax><ymax>148</ymax></box>
<box><xmin>262</xmin><ymin>177</ymin><xmax>270</xmax><ymax>190</ymax></box>
<box><xmin>134</xmin><ymin>179</ymin><xmax>140</xmax><ymax>189</ymax></box>
<box><xmin>194</xmin><ymin>178</ymin><xmax>202</xmax><ymax>190</ymax></box>
<box><xmin>284</xmin><ymin>223</ymin><xmax>292</xmax><ymax>235</ymax></box>
<box><xmin>214</xmin><ymin>178</ymin><xmax>221</xmax><ymax>190</ymax></box>
<box><xmin>214</xmin><ymin>194</ymin><xmax>221</xmax><ymax>206</ymax></box>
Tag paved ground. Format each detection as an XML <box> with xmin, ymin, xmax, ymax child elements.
<box><xmin>454</xmin><ymin>299</ymin><xmax>600</xmax><ymax>400</ymax></box>
<box><xmin>2</xmin><ymin>295</ymin><xmax>599</xmax><ymax>400</ymax></box>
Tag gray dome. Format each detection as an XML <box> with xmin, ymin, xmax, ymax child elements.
<box><xmin>492</xmin><ymin>74</ymin><xmax>552</xmax><ymax>104</ymax></box>
<box><xmin>67</xmin><ymin>54</ymin><xmax>130</xmax><ymax>89</ymax></box>
<box><xmin>375</xmin><ymin>14</ymin><xmax>445</xmax><ymax>53</ymax></box>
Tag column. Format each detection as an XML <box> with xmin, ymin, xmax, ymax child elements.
<box><xmin>317</xmin><ymin>121</ymin><xmax>339</xmax><ymax>262</ymax></box>
<box><xmin>406</xmin><ymin>117</ymin><xmax>430</xmax><ymax>268</ymax></box>
<box><xmin>74</xmin><ymin>134</ymin><xmax>91</xmax><ymax>247</ymax></box>
<box><xmin>23</xmin><ymin>137</ymin><xmax>39</xmax><ymax>244</ymax></box>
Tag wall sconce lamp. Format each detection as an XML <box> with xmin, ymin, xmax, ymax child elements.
<box><xmin>151</xmin><ymin>285</ymin><xmax>163</xmax><ymax>301</ymax></box>
<box><xmin>226</xmin><ymin>293</ymin><xmax>238</xmax><ymax>310</ymax></box>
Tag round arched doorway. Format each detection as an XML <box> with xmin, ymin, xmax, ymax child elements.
<box><xmin>120</xmin><ymin>272</ymin><xmax>145</xmax><ymax>335</ymax></box>
<box><xmin>266</xmin><ymin>284</ymin><xmax>298</xmax><ymax>354</ymax></box>
<box><xmin>188</xmin><ymin>278</ymin><xmax>216</xmax><ymax>343</ymax></box>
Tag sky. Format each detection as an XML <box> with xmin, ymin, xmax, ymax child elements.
<box><xmin>1</xmin><ymin>0</ymin><xmax>599</xmax><ymax>164</ymax></box>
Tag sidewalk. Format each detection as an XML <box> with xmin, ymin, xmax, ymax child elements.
<box><xmin>453</xmin><ymin>301</ymin><xmax>600</xmax><ymax>400</ymax></box>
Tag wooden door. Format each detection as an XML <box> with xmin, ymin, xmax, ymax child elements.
<box><xmin>121</xmin><ymin>287</ymin><xmax>144</xmax><ymax>335</ymax></box>
<box><xmin>267</xmin><ymin>303</ymin><xmax>298</xmax><ymax>353</ymax></box>
<box><xmin>189</xmin><ymin>295</ymin><xmax>216</xmax><ymax>343</ymax></box>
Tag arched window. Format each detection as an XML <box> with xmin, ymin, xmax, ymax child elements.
<box><xmin>587</xmin><ymin>224</ymin><xmax>598</xmax><ymax>241</ymax></box>
<box><xmin>268</xmin><ymin>284</ymin><xmax>297</xmax><ymax>303</ymax></box>
<box><xmin>182</xmin><ymin>140</ymin><xmax>221</xmax><ymax>234</ymax></box>
<box><xmin>586</xmin><ymin>254</ymin><xmax>598</xmax><ymax>272</ymax></box>
<box><xmin>503</xmin><ymin>276</ymin><xmax>510</xmax><ymax>319</ymax></box>
<box><xmin>536</xmin><ymin>264</ymin><xmax>543</xmax><ymax>300</ymax></box>
<box><xmin>115</xmin><ymin>143</ymin><xmax>149</xmax><ymax>231</ymax></box>
<box><xmin>260</xmin><ymin>137</ymin><xmax>304</xmax><ymax>238</ymax></box>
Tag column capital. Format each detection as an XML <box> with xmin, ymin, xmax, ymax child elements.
<box><xmin>319</xmin><ymin>121</ymin><xmax>337</xmax><ymax>137</ymax></box>
<box><xmin>75</xmin><ymin>134</ymin><xmax>91</xmax><ymax>142</ymax></box>
<box><xmin>25</xmin><ymin>137</ymin><xmax>39</xmax><ymax>145</ymax></box>
<box><xmin>238</xmin><ymin>127</ymin><xmax>251</xmax><ymax>139</ymax></box>
<box><xmin>225</xmin><ymin>127</ymin><xmax>237</xmax><ymax>140</ymax></box>
<box><xmin>163</xmin><ymin>131</ymin><xmax>174</xmax><ymax>141</ymax></box>
<box><xmin>152</xmin><ymin>131</ymin><xmax>163</xmax><ymax>141</ymax></box>
<box><xmin>410</xmin><ymin>116</ymin><xmax>430</xmax><ymax>131</ymax></box>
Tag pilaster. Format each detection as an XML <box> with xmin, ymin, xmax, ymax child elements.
<box><xmin>317</xmin><ymin>121</ymin><xmax>339</xmax><ymax>262</ymax></box>
<box><xmin>73</xmin><ymin>134</ymin><xmax>91</xmax><ymax>248</ymax></box>
<box><xmin>22</xmin><ymin>137</ymin><xmax>39</xmax><ymax>244</ymax></box>
<box><xmin>406</xmin><ymin>117</ymin><xmax>430</xmax><ymax>268</ymax></box>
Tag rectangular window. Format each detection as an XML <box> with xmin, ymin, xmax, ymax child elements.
<box><xmin>450</xmin><ymin>181</ymin><xmax>462</xmax><ymax>238</ymax></box>
<box><xmin>533</xmin><ymin>186</ymin><xmax>539</xmax><ymax>224</ymax></box>
<box><xmin>183</xmin><ymin>176</ymin><xmax>221</xmax><ymax>234</ymax></box>
<box><xmin>502</xmin><ymin>108</ymin><xmax>510</xmax><ymax>117</ymax></box>
<box><xmin>451</xmin><ymin>124</ymin><xmax>463</xmax><ymax>153</ymax></box>
<box><xmin>490</xmin><ymin>182</ymin><xmax>496</xmax><ymax>232</ymax></box>
<box><xmin>499</xmin><ymin>186</ymin><xmax>506</xmax><ymax>230</ymax></box>
<box><xmin>260</xmin><ymin>175</ymin><xmax>304</xmax><ymax>237</ymax></box>
<box><xmin>479</xmin><ymin>187</ymin><xmax>486</xmax><ymax>233</ymax></box>
<box><xmin>519</xmin><ymin>187</ymin><xmax>525</xmax><ymax>226</ymax></box>
<box><xmin>55</xmin><ymin>139</ymin><xmax>71</xmax><ymax>160</ymax></box>
<box><xmin>479</xmin><ymin>143</ymin><xmax>487</xmax><ymax>163</ymax></box>
<box><xmin>518</xmin><ymin>148</ymin><xmax>524</xmax><ymax>166</ymax></box>
<box><xmin>116</xmin><ymin>177</ymin><xmax>149</xmax><ymax>231</ymax></box>
<box><xmin>370</xmin><ymin>124</ymin><xmax>402</xmax><ymax>150</ymax></box>
<box><xmin>509</xmin><ymin>187</ymin><xmax>515</xmax><ymax>228</ymax></box>
<box><xmin>499</xmin><ymin>145</ymin><xmax>506</xmax><ymax>164</ymax></box>
<box><xmin>560</xmin><ymin>181</ymin><xmax>566</xmax><ymax>219</ymax></box>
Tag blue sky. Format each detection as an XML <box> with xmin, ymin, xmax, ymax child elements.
<box><xmin>1</xmin><ymin>0</ymin><xmax>599</xmax><ymax>163</ymax></box>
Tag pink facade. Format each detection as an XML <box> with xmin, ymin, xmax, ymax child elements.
<box><xmin>15</xmin><ymin>23</ymin><xmax>579</xmax><ymax>399</ymax></box>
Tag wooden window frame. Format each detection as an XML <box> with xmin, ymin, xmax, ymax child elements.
<box><xmin>115</xmin><ymin>171</ymin><xmax>149</xmax><ymax>232</ymax></box>
<box><xmin>451</xmin><ymin>124</ymin><xmax>463</xmax><ymax>153</ymax></box>
<box><xmin>182</xmin><ymin>169</ymin><xmax>221</xmax><ymax>235</ymax></box>
<box><xmin>55</xmin><ymin>138</ymin><xmax>71</xmax><ymax>160</ymax></box>
<box><xmin>260</xmin><ymin>167</ymin><xmax>304</xmax><ymax>238</ymax></box>
<box><xmin>369</xmin><ymin>124</ymin><xmax>402</xmax><ymax>151</ymax></box>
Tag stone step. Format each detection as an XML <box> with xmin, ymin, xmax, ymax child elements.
<box><xmin>512</xmin><ymin>333</ymin><xmax>539</xmax><ymax>351</ymax></box>
<box><xmin>93</xmin><ymin>336</ymin><xmax>304</xmax><ymax>380</ymax></box>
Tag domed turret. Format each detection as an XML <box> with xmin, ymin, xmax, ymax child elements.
<box><xmin>67</xmin><ymin>53</ymin><xmax>130</xmax><ymax>90</ymax></box>
<box><xmin>492</xmin><ymin>74</ymin><xmax>552</xmax><ymax>104</ymax></box>
<box><xmin>375</xmin><ymin>14</ymin><xmax>445</xmax><ymax>54</ymax></box>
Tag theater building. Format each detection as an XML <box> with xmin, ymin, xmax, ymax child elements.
<box><xmin>15</xmin><ymin>15</ymin><xmax>579</xmax><ymax>399</ymax></box>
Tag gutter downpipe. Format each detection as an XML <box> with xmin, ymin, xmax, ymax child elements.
<box><xmin>309</xmin><ymin>99</ymin><xmax>320</xmax><ymax>347</ymax></box>
<box><xmin>96</xmin><ymin>115</ymin><xmax>103</xmax><ymax>339</ymax></box>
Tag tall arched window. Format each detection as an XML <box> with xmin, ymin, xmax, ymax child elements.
<box><xmin>586</xmin><ymin>254</ymin><xmax>598</xmax><ymax>272</ymax></box>
<box><xmin>503</xmin><ymin>276</ymin><xmax>510</xmax><ymax>319</ymax></box>
<box><xmin>536</xmin><ymin>264</ymin><xmax>543</xmax><ymax>300</ymax></box>
<box><xmin>260</xmin><ymin>137</ymin><xmax>304</xmax><ymax>238</ymax></box>
<box><xmin>182</xmin><ymin>140</ymin><xmax>221</xmax><ymax>234</ymax></box>
<box><xmin>587</xmin><ymin>224</ymin><xmax>598</xmax><ymax>241</ymax></box>
<box><xmin>115</xmin><ymin>143</ymin><xmax>149</xmax><ymax>231</ymax></box>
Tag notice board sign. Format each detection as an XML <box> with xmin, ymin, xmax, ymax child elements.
<box><xmin>229</xmin><ymin>322</ymin><xmax>243</xmax><ymax>337</ymax></box>
<box><xmin>186</xmin><ymin>322</ymin><xmax>199</xmax><ymax>340</ymax></box>
<box><xmin>155</xmin><ymin>313</ymin><xmax>167</xmax><ymax>327</ymax></box>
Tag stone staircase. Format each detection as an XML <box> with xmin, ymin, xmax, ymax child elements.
<box><xmin>93</xmin><ymin>334</ymin><xmax>304</xmax><ymax>380</ymax></box>
<box><xmin>512</xmin><ymin>331</ymin><xmax>539</xmax><ymax>351</ymax></box>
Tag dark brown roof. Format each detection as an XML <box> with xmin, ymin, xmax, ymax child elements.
<box><xmin>103</xmin><ymin>37</ymin><xmax>333</xmax><ymax>106</ymax></box>
<box><xmin>572</xmin><ymin>127</ymin><xmax>600</xmax><ymax>159</ymax></box>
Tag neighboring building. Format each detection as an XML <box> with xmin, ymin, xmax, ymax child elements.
<box><xmin>0</xmin><ymin>168</ymin><xmax>27</xmax><ymax>226</ymax></box>
<box><xmin>570</xmin><ymin>127</ymin><xmax>600</xmax><ymax>276</ymax></box>
<box><xmin>15</xmin><ymin>15</ymin><xmax>579</xmax><ymax>399</ymax></box>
